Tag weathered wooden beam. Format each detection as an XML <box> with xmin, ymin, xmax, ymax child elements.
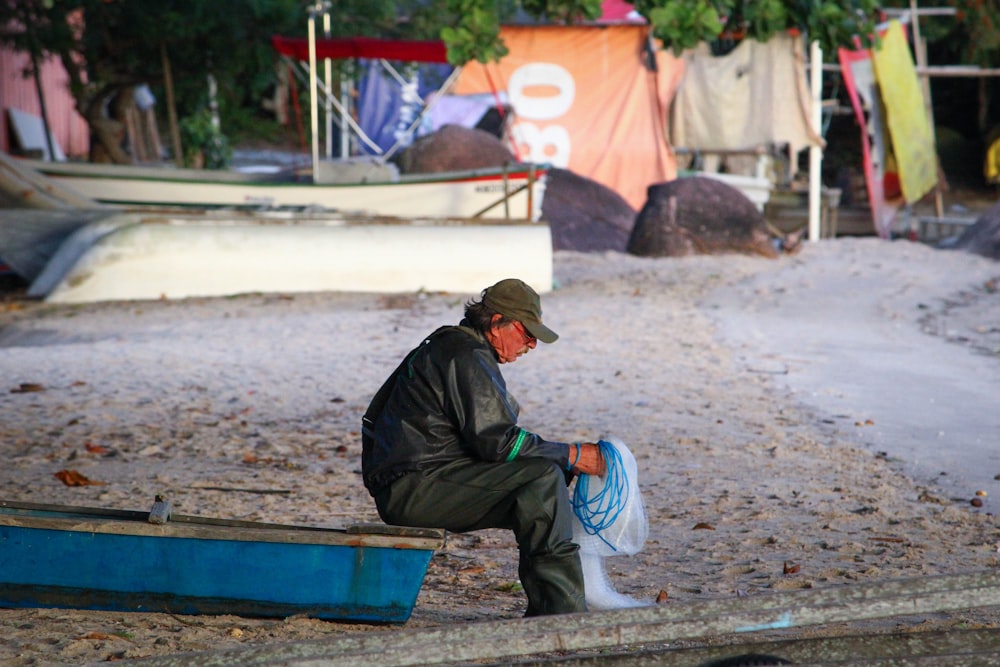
<box><xmin>126</xmin><ymin>571</ymin><xmax>1000</xmax><ymax>666</ymax></box>
<box><xmin>883</xmin><ymin>6</ymin><xmax>956</xmax><ymax>18</ymax></box>
<box><xmin>473</xmin><ymin>628</ymin><xmax>1000</xmax><ymax>666</ymax></box>
<box><xmin>0</xmin><ymin>152</ymin><xmax>98</xmax><ymax>210</ymax></box>
<box><xmin>821</xmin><ymin>63</ymin><xmax>1000</xmax><ymax>77</ymax></box>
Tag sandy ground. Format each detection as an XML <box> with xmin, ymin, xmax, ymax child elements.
<box><xmin>0</xmin><ymin>237</ymin><xmax>999</xmax><ymax>664</ymax></box>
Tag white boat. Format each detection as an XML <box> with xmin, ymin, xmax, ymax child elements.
<box><xmin>18</xmin><ymin>158</ymin><xmax>545</xmax><ymax>221</ymax></box>
<box><xmin>25</xmin><ymin>208</ymin><xmax>554</xmax><ymax>304</ymax></box>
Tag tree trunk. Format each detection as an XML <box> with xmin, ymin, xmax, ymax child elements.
<box><xmin>85</xmin><ymin>88</ymin><xmax>132</xmax><ymax>164</ymax></box>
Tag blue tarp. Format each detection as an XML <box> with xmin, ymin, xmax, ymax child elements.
<box><xmin>357</xmin><ymin>60</ymin><xmax>453</xmax><ymax>155</ymax></box>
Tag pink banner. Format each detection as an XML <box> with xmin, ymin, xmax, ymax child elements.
<box><xmin>838</xmin><ymin>46</ymin><xmax>901</xmax><ymax>238</ymax></box>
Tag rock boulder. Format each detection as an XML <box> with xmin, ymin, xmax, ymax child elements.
<box><xmin>392</xmin><ymin>124</ymin><xmax>515</xmax><ymax>174</ymax></box>
<box><xmin>541</xmin><ymin>168</ymin><xmax>636</xmax><ymax>252</ymax></box>
<box><xmin>627</xmin><ymin>176</ymin><xmax>785</xmax><ymax>258</ymax></box>
<box><xmin>953</xmin><ymin>203</ymin><xmax>1000</xmax><ymax>260</ymax></box>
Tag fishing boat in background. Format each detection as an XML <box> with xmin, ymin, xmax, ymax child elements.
<box><xmin>0</xmin><ymin>499</ymin><xmax>444</xmax><ymax>623</ymax></box>
<box><xmin>16</xmin><ymin>157</ymin><xmax>545</xmax><ymax>221</ymax></box>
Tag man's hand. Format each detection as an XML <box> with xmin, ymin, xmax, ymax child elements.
<box><xmin>571</xmin><ymin>443</ymin><xmax>606</xmax><ymax>477</ymax></box>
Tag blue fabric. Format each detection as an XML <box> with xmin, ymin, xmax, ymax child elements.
<box><xmin>357</xmin><ymin>60</ymin><xmax>453</xmax><ymax>154</ymax></box>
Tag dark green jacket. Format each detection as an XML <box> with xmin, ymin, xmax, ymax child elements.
<box><xmin>362</xmin><ymin>323</ymin><xmax>569</xmax><ymax>494</ymax></box>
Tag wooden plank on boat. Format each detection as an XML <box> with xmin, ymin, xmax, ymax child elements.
<box><xmin>124</xmin><ymin>571</ymin><xmax>1000</xmax><ymax>666</ymax></box>
<box><xmin>18</xmin><ymin>157</ymin><xmax>295</xmax><ymax>184</ymax></box>
<box><xmin>470</xmin><ymin>627</ymin><xmax>1000</xmax><ymax>666</ymax></box>
<box><xmin>0</xmin><ymin>499</ymin><xmax>444</xmax><ymax>549</ymax></box>
<box><xmin>0</xmin><ymin>151</ymin><xmax>100</xmax><ymax>210</ymax></box>
<box><xmin>0</xmin><ymin>513</ymin><xmax>442</xmax><ymax>549</ymax></box>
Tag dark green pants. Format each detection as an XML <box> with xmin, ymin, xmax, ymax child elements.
<box><xmin>374</xmin><ymin>458</ymin><xmax>587</xmax><ymax>616</ymax></box>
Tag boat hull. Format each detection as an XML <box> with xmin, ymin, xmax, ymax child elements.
<box><xmin>28</xmin><ymin>210</ymin><xmax>554</xmax><ymax>303</ymax></box>
<box><xmin>0</xmin><ymin>501</ymin><xmax>444</xmax><ymax>623</ymax></box>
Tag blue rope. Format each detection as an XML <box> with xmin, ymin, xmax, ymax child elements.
<box><xmin>571</xmin><ymin>439</ymin><xmax>629</xmax><ymax>552</ymax></box>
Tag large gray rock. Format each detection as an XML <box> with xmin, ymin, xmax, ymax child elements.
<box><xmin>392</xmin><ymin>124</ymin><xmax>516</xmax><ymax>174</ymax></box>
<box><xmin>953</xmin><ymin>203</ymin><xmax>1000</xmax><ymax>260</ymax></box>
<box><xmin>541</xmin><ymin>168</ymin><xmax>636</xmax><ymax>252</ymax></box>
<box><xmin>627</xmin><ymin>176</ymin><xmax>784</xmax><ymax>258</ymax></box>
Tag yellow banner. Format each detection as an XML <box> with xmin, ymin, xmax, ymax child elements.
<box><xmin>871</xmin><ymin>20</ymin><xmax>937</xmax><ymax>203</ymax></box>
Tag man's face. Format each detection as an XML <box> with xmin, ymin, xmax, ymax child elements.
<box><xmin>486</xmin><ymin>317</ymin><xmax>537</xmax><ymax>363</ymax></box>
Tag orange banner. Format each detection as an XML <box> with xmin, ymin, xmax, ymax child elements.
<box><xmin>454</xmin><ymin>25</ymin><xmax>685</xmax><ymax>211</ymax></box>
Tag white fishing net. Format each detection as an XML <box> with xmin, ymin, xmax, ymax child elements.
<box><xmin>571</xmin><ymin>436</ymin><xmax>650</xmax><ymax>610</ymax></box>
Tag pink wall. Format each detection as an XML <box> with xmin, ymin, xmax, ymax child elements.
<box><xmin>1</xmin><ymin>45</ymin><xmax>89</xmax><ymax>159</ymax></box>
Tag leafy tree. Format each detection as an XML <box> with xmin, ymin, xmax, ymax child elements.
<box><xmin>0</xmin><ymin>0</ymin><xmax>305</xmax><ymax>163</ymax></box>
<box><xmin>627</xmin><ymin>1</ymin><xmax>881</xmax><ymax>57</ymax></box>
<box><xmin>425</xmin><ymin>1</ymin><xmax>883</xmax><ymax>62</ymax></box>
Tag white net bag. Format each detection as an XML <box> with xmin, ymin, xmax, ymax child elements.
<box><xmin>571</xmin><ymin>437</ymin><xmax>650</xmax><ymax>609</ymax></box>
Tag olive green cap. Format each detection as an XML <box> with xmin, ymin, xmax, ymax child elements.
<box><xmin>482</xmin><ymin>278</ymin><xmax>558</xmax><ymax>343</ymax></box>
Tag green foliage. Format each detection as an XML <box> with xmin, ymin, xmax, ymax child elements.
<box><xmin>0</xmin><ymin>0</ymin><xmax>305</xmax><ymax>155</ymax></box>
<box><xmin>440</xmin><ymin>0</ymin><xmax>602</xmax><ymax>64</ymax></box>
<box><xmin>746</xmin><ymin>0</ymin><xmax>788</xmax><ymax>39</ymax></box>
<box><xmin>224</xmin><ymin>110</ymin><xmax>291</xmax><ymax>147</ymax></box>
<box><xmin>634</xmin><ymin>0</ymin><xmax>880</xmax><ymax>58</ymax></box>
<box><xmin>644</xmin><ymin>1</ymin><xmax>723</xmax><ymax>51</ymax></box>
<box><xmin>520</xmin><ymin>0</ymin><xmax>602</xmax><ymax>23</ymax></box>
<box><xmin>178</xmin><ymin>110</ymin><xmax>231</xmax><ymax>169</ymax></box>
<box><xmin>442</xmin><ymin>1</ymin><xmax>507</xmax><ymax>64</ymax></box>
<box><xmin>949</xmin><ymin>0</ymin><xmax>1000</xmax><ymax>66</ymax></box>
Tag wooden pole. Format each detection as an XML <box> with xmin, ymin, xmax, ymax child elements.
<box><xmin>307</xmin><ymin>5</ymin><xmax>320</xmax><ymax>182</ymax></box>
<box><xmin>26</xmin><ymin>16</ymin><xmax>57</xmax><ymax>162</ymax></box>
<box><xmin>808</xmin><ymin>39</ymin><xmax>823</xmax><ymax>242</ymax></box>
<box><xmin>160</xmin><ymin>41</ymin><xmax>184</xmax><ymax>168</ymax></box>
<box><xmin>323</xmin><ymin>11</ymin><xmax>333</xmax><ymax>160</ymax></box>
<box><xmin>910</xmin><ymin>0</ymin><xmax>945</xmax><ymax>218</ymax></box>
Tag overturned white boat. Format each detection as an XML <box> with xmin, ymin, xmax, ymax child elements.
<box><xmin>21</xmin><ymin>208</ymin><xmax>553</xmax><ymax>304</ymax></box>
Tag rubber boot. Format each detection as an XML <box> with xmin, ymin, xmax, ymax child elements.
<box><xmin>519</xmin><ymin>550</ymin><xmax>588</xmax><ymax>616</ymax></box>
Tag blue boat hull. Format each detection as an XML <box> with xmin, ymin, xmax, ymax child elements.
<box><xmin>0</xmin><ymin>501</ymin><xmax>443</xmax><ymax>623</ymax></box>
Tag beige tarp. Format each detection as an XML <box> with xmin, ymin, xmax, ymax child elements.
<box><xmin>669</xmin><ymin>32</ymin><xmax>821</xmax><ymax>174</ymax></box>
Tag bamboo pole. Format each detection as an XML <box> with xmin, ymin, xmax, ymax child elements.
<box><xmin>160</xmin><ymin>42</ymin><xmax>183</xmax><ymax>168</ymax></box>
<box><xmin>910</xmin><ymin>0</ymin><xmax>945</xmax><ymax>219</ymax></box>
<box><xmin>323</xmin><ymin>11</ymin><xmax>333</xmax><ymax>159</ymax></box>
<box><xmin>27</xmin><ymin>28</ymin><xmax>57</xmax><ymax>162</ymax></box>
<box><xmin>307</xmin><ymin>6</ymin><xmax>320</xmax><ymax>182</ymax></box>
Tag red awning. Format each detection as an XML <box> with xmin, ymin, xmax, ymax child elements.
<box><xmin>271</xmin><ymin>35</ymin><xmax>450</xmax><ymax>63</ymax></box>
